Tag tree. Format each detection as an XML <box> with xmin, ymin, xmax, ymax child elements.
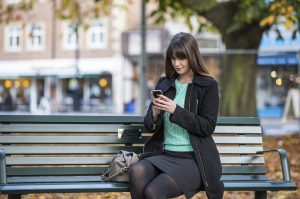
<box><xmin>149</xmin><ymin>0</ymin><xmax>300</xmax><ymax>116</ymax></box>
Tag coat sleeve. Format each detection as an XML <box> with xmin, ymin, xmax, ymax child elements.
<box><xmin>169</xmin><ymin>80</ymin><xmax>219</xmax><ymax>137</ymax></box>
<box><xmin>144</xmin><ymin>77</ymin><xmax>165</xmax><ymax>132</ymax></box>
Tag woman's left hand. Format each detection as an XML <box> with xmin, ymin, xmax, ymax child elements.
<box><xmin>152</xmin><ymin>95</ymin><xmax>176</xmax><ymax>114</ymax></box>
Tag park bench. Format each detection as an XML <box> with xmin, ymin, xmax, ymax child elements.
<box><xmin>0</xmin><ymin>115</ymin><xmax>296</xmax><ymax>199</ymax></box>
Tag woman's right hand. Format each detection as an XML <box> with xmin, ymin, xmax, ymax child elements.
<box><xmin>151</xmin><ymin>92</ymin><xmax>161</xmax><ymax>119</ymax></box>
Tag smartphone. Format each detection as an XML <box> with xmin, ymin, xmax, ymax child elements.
<box><xmin>152</xmin><ymin>90</ymin><xmax>163</xmax><ymax>98</ymax></box>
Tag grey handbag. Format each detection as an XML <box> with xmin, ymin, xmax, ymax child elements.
<box><xmin>101</xmin><ymin>150</ymin><xmax>140</xmax><ymax>182</ymax></box>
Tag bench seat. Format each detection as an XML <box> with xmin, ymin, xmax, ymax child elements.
<box><xmin>0</xmin><ymin>115</ymin><xmax>297</xmax><ymax>199</ymax></box>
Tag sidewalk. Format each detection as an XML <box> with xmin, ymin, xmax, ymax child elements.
<box><xmin>260</xmin><ymin>118</ymin><xmax>300</xmax><ymax>136</ymax></box>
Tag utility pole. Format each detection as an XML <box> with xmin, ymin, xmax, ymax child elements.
<box><xmin>137</xmin><ymin>0</ymin><xmax>147</xmax><ymax>114</ymax></box>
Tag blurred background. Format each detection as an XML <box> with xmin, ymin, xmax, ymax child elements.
<box><xmin>0</xmin><ymin>0</ymin><xmax>299</xmax><ymax>198</ymax></box>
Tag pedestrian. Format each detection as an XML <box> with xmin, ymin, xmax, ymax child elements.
<box><xmin>129</xmin><ymin>32</ymin><xmax>224</xmax><ymax>199</ymax></box>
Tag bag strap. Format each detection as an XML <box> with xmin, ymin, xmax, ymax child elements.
<box><xmin>101</xmin><ymin>166</ymin><xmax>129</xmax><ymax>182</ymax></box>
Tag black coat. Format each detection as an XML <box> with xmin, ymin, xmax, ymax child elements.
<box><xmin>142</xmin><ymin>75</ymin><xmax>224</xmax><ymax>199</ymax></box>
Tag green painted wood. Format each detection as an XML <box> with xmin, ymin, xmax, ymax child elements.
<box><xmin>0</xmin><ymin>124</ymin><xmax>144</xmax><ymax>133</ymax></box>
<box><xmin>7</xmin><ymin>176</ymin><xmax>101</xmax><ymax>183</ymax></box>
<box><xmin>0</xmin><ymin>115</ymin><xmax>144</xmax><ymax>124</ymax></box>
<box><xmin>0</xmin><ymin>115</ymin><xmax>260</xmax><ymax>125</ymax></box>
<box><xmin>0</xmin><ymin>182</ymin><xmax>131</xmax><ymax>194</ymax></box>
<box><xmin>220</xmin><ymin>175</ymin><xmax>268</xmax><ymax>181</ymax></box>
<box><xmin>0</xmin><ymin>136</ymin><xmax>147</xmax><ymax>144</ymax></box>
<box><xmin>2</xmin><ymin>146</ymin><xmax>143</xmax><ymax>155</ymax></box>
<box><xmin>223</xmin><ymin>181</ymin><xmax>297</xmax><ymax>191</ymax></box>
<box><xmin>7</xmin><ymin>166</ymin><xmax>266</xmax><ymax>176</ymax></box>
<box><xmin>1</xmin><ymin>146</ymin><xmax>262</xmax><ymax>155</ymax></box>
<box><xmin>6</xmin><ymin>157</ymin><xmax>113</xmax><ymax>165</ymax></box>
<box><xmin>222</xmin><ymin>166</ymin><xmax>266</xmax><ymax>174</ymax></box>
<box><xmin>217</xmin><ymin>117</ymin><xmax>260</xmax><ymax>125</ymax></box>
<box><xmin>6</xmin><ymin>175</ymin><xmax>268</xmax><ymax>184</ymax></box>
<box><xmin>5</xmin><ymin>156</ymin><xmax>264</xmax><ymax>166</ymax></box>
<box><xmin>0</xmin><ymin>135</ymin><xmax>262</xmax><ymax>144</ymax></box>
<box><xmin>7</xmin><ymin>167</ymin><xmax>107</xmax><ymax>176</ymax></box>
<box><xmin>0</xmin><ymin>124</ymin><xmax>261</xmax><ymax>134</ymax></box>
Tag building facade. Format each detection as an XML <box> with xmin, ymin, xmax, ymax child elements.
<box><xmin>0</xmin><ymin>0</ymin><xmax>129</xmax><ymax>113</ymax></box>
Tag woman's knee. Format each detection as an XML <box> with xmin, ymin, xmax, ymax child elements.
<box><xmin>144</xmin><ymin>183</ymin><xmax>163</xmax><ymax>199</ymax></box>
<box><xmin>128</xmin><ymin>161</ymin><xmax>147</xmax><ymax>179</ymax></box>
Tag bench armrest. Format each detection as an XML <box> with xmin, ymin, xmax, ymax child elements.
<box><xmin>0</xmin><ymin>149</ymin><xmax>7</xmax><ymax>184</ymax></box>
<box><xmin>256</xmin><ymin>148</ymin><xmax>292</xmax><ymax>181</ymax></box>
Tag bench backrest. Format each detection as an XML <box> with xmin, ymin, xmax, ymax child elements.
<box><xmin>0</xmin><ymin>115</ymin><xmax>266</xmax><ymax>183</ymax></box>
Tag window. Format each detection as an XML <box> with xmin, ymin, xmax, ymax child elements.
<box><xmin>5</xmin><ymin>0</ymin><xmax>20</xmax><ymax>5</ymax></box>
<box><xmin>5</xmin><ymin>25</ymin><xmax>22</xmax><ymax>52</ymax></box>
<box><xmin>87</xmin><ymin>22</ymin><xmax>107</xmax><ymax>49</ymax></box>
<box><xmin>27</xmin><ymin>24</ymin><xmax>44</xmax><ymax>51</ymax></box>
<box><xmin>63</xmin><ymin>23</ymin><xmax>79</xmax><ymax>50</ymax></box>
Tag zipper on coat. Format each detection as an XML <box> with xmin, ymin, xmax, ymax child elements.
<box><xmin>189</xmin><ymin>85</ymin><xmax>209</xmax><ymax>190</ymax></box>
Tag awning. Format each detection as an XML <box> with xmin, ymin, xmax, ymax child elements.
<box><xmin>0</xmin><ymin>57</ymin><xmax>122</xmax><ymax>79</ymax></box>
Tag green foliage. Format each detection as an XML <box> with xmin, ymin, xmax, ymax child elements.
<box><xmin>149</xmin><ymin>0</ymin><xmax>299</xmax><ymax>40</ymax></box>
<box><xmin>0</xmin><ymin>0</ymin><xmax>129</xmax><ymax>27</ymax></box>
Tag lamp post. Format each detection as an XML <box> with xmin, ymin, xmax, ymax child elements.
<box><xmin>138</xmin><ymin>0</ymin><xmax>147</xmax><ymax>114</ymax></box>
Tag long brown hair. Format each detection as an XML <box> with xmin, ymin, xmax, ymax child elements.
<box><xmin>165</xmin><ymin>32</ymin><xmax>210</xmax><ymax>78</ymax></box>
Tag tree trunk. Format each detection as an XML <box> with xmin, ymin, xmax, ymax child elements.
<box><xmin>219</xmin><ymin>23</ymin><xmax>264</xmax><ymax>116</ymax></box>
<box><xmin>219</xmin><ymin>52</ymin><xmax>257</xmax><ymax>116</ymax></box>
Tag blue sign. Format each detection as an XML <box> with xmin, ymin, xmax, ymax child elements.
<box><xmin>257</xmin><ymin>54</ymin><xmax>299</xmax><ymax>66</ymax></box>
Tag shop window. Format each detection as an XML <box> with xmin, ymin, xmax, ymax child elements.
<box><xmin>89</xmin><ymin>74</ymin><xmax>112</xmax><ymax>104</ymax></box>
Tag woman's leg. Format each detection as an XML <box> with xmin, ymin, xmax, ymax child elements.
<box><xmin>129</xmin><ymin>159</ymin><xmax>161</xmax><ymax>199</ymax></box>
<box><xmin>144</xmin><ymin>173</ymin><xmax>182</xmax><ymax>199</ymax></box>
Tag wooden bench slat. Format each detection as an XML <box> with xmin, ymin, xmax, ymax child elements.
<box><xmin>6</xmin><ymin>157</ymin><xmax>113</xmax><ymax>165</ymax></box>
<box><xmin>7</xmin><ymin>176</ymin><xmax>101</xmax><ymax>183</ymax></box>
<box><xmin>214</xmin><ymin>126</ymin><xmax>262</xmax><ymax>134</ymax></box>
<box><xmin>0</xmin><ymin>136</ymin><xmax>147</xmax><ymax>144</ymax></box>
<box><xmin>6</xmin><ymin>156</ymin><xmax>264</xmax><ymax>165</ymax></box>
<box><xmin>7</xmin><ymin>166</ymin><xmax>266</xmax><ymax>176</ymax></box>
<box><xmin>1</xmin><ymin>146</ymin><xmax>144</xmax><ymax>154</ymax></box>
<box><xmin>0</xmin><ymin>124</ymin><xmax>144</xmax><ymax>133</ymax></box>
<box><xmin>6</xmin><ymin>175</ymin><xmax>268</xmax><ymax>184</ymax></box>
<box><xmin>213</xmin><ymin>136</ymin><xmax>263</xmax><ymax>144</ymax></box>
<box><xmin>1</xmin><ymin>146</ymin><xmax>263</xmax><ymax>155</ymax></box>
<box><xmin>220</xmin><ymin>175</ymin><xmax>268</xmax><ymax>181</ymax></box>
<box><xmin>0</xmin><ymin>135</ymin><xmax>262</xmax><ymax>144</ymax></box>
<box><xmin>222</xmin><ymin>166</ymin><xmax>266</xmax><ymax>174</ymax></box>
<box><xmin>0</xmin><ymin>124</ymin><xmax>261</xmax><ymax>134</ymax></box>
<box><xmin>220</xmin><ymin>156</ymin><xmax>264</xmax><ymax>164</ymax></box>
<box><xmin>7</xmin><ymin>167</ymin><xmax>106</xmax><ymax>176</ymax></box>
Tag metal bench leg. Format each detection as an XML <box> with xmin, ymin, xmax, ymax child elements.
<box><xmin>8</xmin><ymin>194</ymin><xmax>22</xmax><ymax>199</ymax></box>
<box><xmin>255</xmin><ymin>191</ymin><xmax>267</xmax><ymax>199</ymax></box>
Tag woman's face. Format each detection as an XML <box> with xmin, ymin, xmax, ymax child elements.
<box><xmin>171</xmin><ymin>56</ymin><xmax>191</xmax><ymax>76</ymax></box>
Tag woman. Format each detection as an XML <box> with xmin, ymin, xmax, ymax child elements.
<box><xmin>129</xmin><ymin>32</ymin><xmax>224</xmax><ymax>199</ymax></box>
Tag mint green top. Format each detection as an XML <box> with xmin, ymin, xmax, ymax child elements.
<box><xmin>164</xmin><ymin>79</ymin><xmax>193</xmax><ymax>152</ymax></box>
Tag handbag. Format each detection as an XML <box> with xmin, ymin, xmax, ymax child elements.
<box><xmin>101</xmin><ymin>150</ymin><xmax>140</xmax><ymax>182</ymax></box>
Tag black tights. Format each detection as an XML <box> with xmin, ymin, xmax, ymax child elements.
<box><xmin>129</xmin><ymin>159</ymin><xmax>182</xmax><ymax>199</ymax></box>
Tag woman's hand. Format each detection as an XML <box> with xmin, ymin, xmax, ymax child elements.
<box><xmin>152</xmin><ymin>95</ymin><xmax>176</xmax><ymax>114</ymax></box>
<box><xmin>151</xmin><ymin>92</ymin><xmax>161</xmax><ymax>119</ymax></box>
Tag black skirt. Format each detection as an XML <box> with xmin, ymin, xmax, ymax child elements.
<box><xmin>145</xmin><ymin>150</ymin><xmax>202</xmax><ymax>198</ymax></box>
